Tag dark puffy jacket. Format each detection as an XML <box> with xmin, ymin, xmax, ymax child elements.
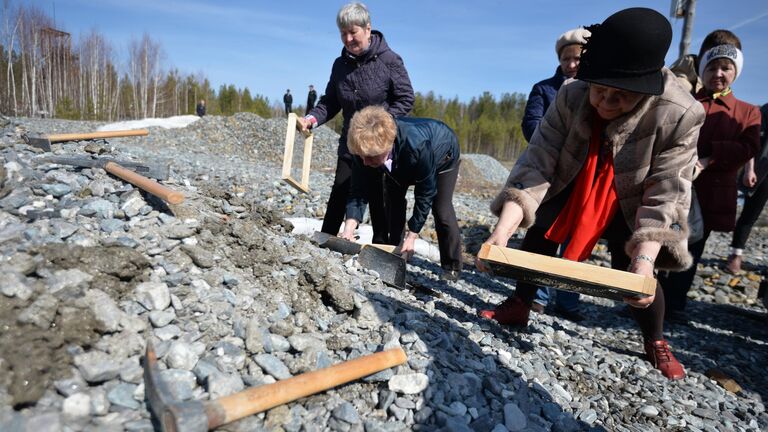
<box><xmin>347</xmin><ymin>117</ymin><xmax>459</xmax><ymax>233</ymax></box>
<box><xmin>754</xmin><ymin>103</ymin><xmax>768</xmax><ymax>189</ymax></box>
<box><xmin>310</xmin><ymin>30</ymin><xmax>414</xmax><ymax>157</ymax></box>
<box><xmin>521</xmin><ymin>67</ymin><xmax>566</xmax><ymax>142</ymax></box>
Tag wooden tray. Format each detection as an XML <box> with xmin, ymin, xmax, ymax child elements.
<box><xmin>477</xmin><ymin>244</ymin><xmax>656</xmax><ymax>300</ymax></box>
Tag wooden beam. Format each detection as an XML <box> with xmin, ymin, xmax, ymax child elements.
<box><xmin>477</xmin><ymin>244</ymin><xmax>656</xmax><ymax>300</ymax></box>
<box><xmin>281</xmin><ymin>113</ymin><xmax>313</xmax><ymax>193</ymax></box>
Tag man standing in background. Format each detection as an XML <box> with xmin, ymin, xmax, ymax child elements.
<box><xmin>283</xmin><ymin>89</ymin><xmax>293</xmax><ymax>116</ymax></box>
<box><xmin>196</xmin><ymin>99</ymin><xmax>206</xmax><ymax>117</ymax></box>
<box><xmin>306</xmin><ymin>85</ymin><xmax>317</xmax><ymax>115</ymax></box>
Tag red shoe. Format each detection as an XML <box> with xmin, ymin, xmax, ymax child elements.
<box><xmin>644</xmin><ymin>339</ymin><xmax>686</xmax><ymax>380</ymax></box>
<box><xmin>479</xmin><ymin>296</ymin><xmax>530</xmax><ymax>326</ymax></box>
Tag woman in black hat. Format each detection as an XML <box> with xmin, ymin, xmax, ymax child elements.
<box><xmin>476</xmin><ymin>8</ymin><xmax>705</xmax><ymax>380</ymax></box>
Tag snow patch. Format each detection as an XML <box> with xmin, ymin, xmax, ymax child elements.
<box><xmin>98</xmin><ymin>115</ymin><xmax>200</xmax><ymax>131</ymax></box>
<box><xmin>287</xmin><ymin>217</ymin><xmax>441</xmax><ymax>262</ymax></box>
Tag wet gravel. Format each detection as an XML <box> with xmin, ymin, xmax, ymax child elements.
<box><xmin>0</xmin><ymin>113</ymin><xmax>767</xmax><ymax>432</ymax></box>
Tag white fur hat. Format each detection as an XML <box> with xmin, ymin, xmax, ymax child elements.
<box><xmin>699</xmin><ymin>44</ymin><xmax>743</xmax><ymax>80</ymax></box>
<box><xmin>556</xmin><ymin>28</ymin><xmax>591</xmax><ymax>56</ymax></box>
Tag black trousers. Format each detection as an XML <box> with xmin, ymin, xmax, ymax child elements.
<box><xmin>321</xmin><ymin>157</ymin><xmax>386</xmax><ymax>240</ymax></box>
<box><xmin>380</xmin><ymin>164</ymin><xmax>463</xmax><ymax>271</ymax></box>
<box><xmin>732</xmin><ymin>179</ymin><xmax>768</xmax><ymax>249</ymax></box>
<box><xmin>658</xmin><ymin>230</ymin><xmax>711</xmax><ymax>312</ymax></box>
<box><xmin>513</xmin><ymin>210</ymin><xmax>666</xmax><ymax>341</ymax></box>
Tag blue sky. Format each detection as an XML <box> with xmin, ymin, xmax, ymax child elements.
<box><xmin>20</xmin><ymin>0</ymin><xmax>768</xmax><ymax>106</ymax></box>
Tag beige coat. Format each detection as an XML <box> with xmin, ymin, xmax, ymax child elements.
<box><xmin>491</xmin><ymin>68</ymin><xmax>705</xmax><ymax>271</ymax></box>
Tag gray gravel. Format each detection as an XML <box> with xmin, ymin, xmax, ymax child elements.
<box><xmin>0</xmin><ymin>113</ymin><xmax>767</xmax><ymax>432</ymax></box>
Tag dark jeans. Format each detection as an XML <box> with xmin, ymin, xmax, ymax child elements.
<box><xmin>284</xmin><ymin>104</ymin><xmax>292</xmax><ymax>116</ymax></box>
<box><xmin>513</xmin><ymin>212</ymin><xmax>666</xmax><ymax>341</ymax></box>
<box><xmin>321</xmin><ymin>157</ymin><xmax>386</xmax><ymax>240</ymax></box>
<box><xmin>380</xmin><ymin>163</ymin><xmax>463</xmax><ymax>271</ymax></box>
<box><xmin>658</xmin><ymin>230</ymin><xmax>711</xmax><ymax>312</ymax></box>
<box><xmin>731</xmin><ymin>179</ymin><xmax>768</xmax><ymax>249</ymax></box>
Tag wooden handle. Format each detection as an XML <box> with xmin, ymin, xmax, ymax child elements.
<box><xmin>47</xmin><ymin>129</ymin><xmax>149</xmax><ymax>142</ymax></box>
<box><xmin>104</xmin><ymin>162</ymin><xmax>184</xmax><ymax>204</ymax></box>
<box><xmin>209</xmin><ymin>348</ymin><xmax>407</xmax><ymax>428</ymax></box>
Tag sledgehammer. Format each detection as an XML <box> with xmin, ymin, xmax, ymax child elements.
<box><xmin>143</xmin><ymin>341</ymin><xmax>407</xmax><ymax>432</ymax></box>
<box><xmin>23</xmin><ymin>129</ymin><xmax>149</xmax><ymax>151</ymax></box>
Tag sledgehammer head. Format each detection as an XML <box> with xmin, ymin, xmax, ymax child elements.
<box><xmin>22</xmin><ymin>135</ymin><xmax>52</xmax><ymax>152</ymax></box>
<box><xmin>143</xmin><ymin>340</ymin><xmax>212</xmax><ymax>432</ymax></box>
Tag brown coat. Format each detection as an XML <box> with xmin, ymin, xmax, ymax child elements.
<box><xmin>693</xmin><ymin>91</ymin><xmax>762</xmax><ymax>232</ymax></box>
<box><xmin>491</xmin><ymin>68</ymin><xmax>705</xmax><ymax>271</ymax></box>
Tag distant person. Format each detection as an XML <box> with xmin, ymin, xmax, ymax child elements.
<box><xmin>477</xmin><ymin>8</ymin><xmax>706</xmax><ymax>380</ymax></box>
<box><xmin>659</xmin><ymin>31</ymin><xmax>761</xmax><ymax>316</ymax></box>
<box><xmin>306</xmin><ymin>85</ymin><xmax>317</xmax><ymax>115</ymax></box>
<box><xmin>283</xmin><ymin>89</ymin><xmax>293</xmax><ymax>116</ymax></box>
<box><xmin>196</xmin><ymin>99</ymin><xmax>206</xmax><ymax>117</ymax></box>
<box><xmin>296</xmin><ymin>2</ymin><xmax>414</xmax><ymax>240</ymax></box>
<box><xmin>725</xmin><ymin>103</ymin><xmax>768</xmax><ymax>274</ymax></box>
<box><xmin>520</xmin><ymin>27</ymin><xmax>590</xmax><ymax>321</ymax></box>
<box><xmin>341</xmin><ymin>106</ymin><xmax>462</xmax><ymax>281</ymax></box>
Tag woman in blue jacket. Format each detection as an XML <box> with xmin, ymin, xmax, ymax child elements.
<box><xmin>340</xmin><ymin>106</ymin><xmax>462</xmax><ymax>281</ymax></box>
<box><xmin>297</xmin><ymin>2</ymin><xmax>414</xmax><ymax>240</ymax></box>
<box><xmin>520</xmin><ymin>27</ymin><xmax>590</xmax><ymax>320</ymax></box>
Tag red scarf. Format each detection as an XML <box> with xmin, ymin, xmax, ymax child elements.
<box><xmin>545</xmin><ymin>115</ymin><xmax>619</xmax><ymax>261</ymax></box>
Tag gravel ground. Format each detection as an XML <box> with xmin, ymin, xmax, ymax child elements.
<box><xmin>0</xmin><ymin>113</ymin><xmax>767</xmax><ymax>432</ymax></box>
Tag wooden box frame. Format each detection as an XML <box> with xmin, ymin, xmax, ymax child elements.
<box><xmin>477</xmin><ymin>244</ymin><xmax>657</xmax><ymax>300</ymax></box>
<box><xmin>282</xmin><ymin>113</ymin><xmax>314</xmax><ymax>193</ymax></box>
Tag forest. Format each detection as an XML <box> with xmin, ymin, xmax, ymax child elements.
<box><xmin>1</xmin><ymin>3</ymin><xmax>529</xmax><ymax>161</ymax></box>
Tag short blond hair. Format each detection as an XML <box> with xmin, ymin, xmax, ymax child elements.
<box><xmin>347</xmin><ymin>106</ymin><xmax>396</xmax><ymax>157</ymax></box>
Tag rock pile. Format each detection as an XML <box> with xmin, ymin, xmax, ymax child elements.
<box><xmin>0</xmin><ymin>114</ymin><xmax>766</xmax><ymax>432</ymax></box>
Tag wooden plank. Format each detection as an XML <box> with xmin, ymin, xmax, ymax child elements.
<box><xmin>281</xmin><ymin>113</ymin><xmax>313</xmax><ymax>194</ymax></box>
<box><xmin>366</xmin><ymin>244</ymin><xmax>397</xmax><ymax>254</ymax></box>
<box><xmin>477</xmin><ymin>243</ymin><xmax>657</xmax><ymax>300</ymax></box>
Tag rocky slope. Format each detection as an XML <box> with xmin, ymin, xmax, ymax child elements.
<box><xmin>0</xmin><ymin>113</ymin><xmax>766</xmax><ymax>432</ymax></box>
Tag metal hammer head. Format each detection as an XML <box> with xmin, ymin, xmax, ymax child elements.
<box><xmin>22</xmin><ymin>135</ymin><xmax>52</xmax><ymax>152</ymax></box>
<box><xmin>143</xmin><ymin>340</ymin><xmax>210</xmax><ymax>432</ymax></box>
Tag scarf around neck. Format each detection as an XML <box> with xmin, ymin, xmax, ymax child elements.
<box><xmin>545</xmin><ymin>114</ymin><xmax>619</xmax><ymax>261</ymax></box>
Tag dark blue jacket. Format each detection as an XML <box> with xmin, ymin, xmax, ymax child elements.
<box><xmin>754</xmin><ymin>103</ymin><xmax>768</xmax><ymax>189</ymax></box>
<box><xmin>347</xmin><ymin>117</ymin><xmax>459</xmax><ymax>233</ymax></box>
<box><xmin>309</xmin><ymin>31</ymin><xmax>414</xmax><ymax>157</ymax></box>
<box><xmin>521</xmin><ymin>67</ymin><xmax>567</xmax><ymax>142</ymax></box>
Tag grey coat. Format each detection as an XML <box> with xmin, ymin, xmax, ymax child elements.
<box><xmin>491</xmin><ymin>69</ymin><xmax>705</xmax><ymax>271</ymax></box>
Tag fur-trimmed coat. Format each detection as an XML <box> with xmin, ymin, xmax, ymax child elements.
<box><xmin>491</xmin><ymin>68</ymin><xmax>705</xmax><ymax>271</ymax></box>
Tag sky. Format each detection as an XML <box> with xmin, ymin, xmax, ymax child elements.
<box><xmin>19</xmin><ymin>0</ymin><xmax>768</xmax><ymax>106</ymax></box>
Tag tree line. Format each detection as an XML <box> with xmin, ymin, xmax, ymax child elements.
<box><xmin>1</xmin><ymin>2</ymin><xmax>529</xmax><ymax>161</ymax></box>
<box><xmin>0</xmin><ymin>2</ymin><xmax>271</xmax><ymax>121</ymax></box>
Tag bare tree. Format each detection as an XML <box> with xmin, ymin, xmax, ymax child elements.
<box><xmin>128</xmin><ymin>33</ymin><xmax>164</xmax><ymax>118</ymax></box>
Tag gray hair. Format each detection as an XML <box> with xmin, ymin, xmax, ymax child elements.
<box><xmin>337</xmin><ymin>2</ymin><xmax>370</xmax><ymax>30</ymax></box>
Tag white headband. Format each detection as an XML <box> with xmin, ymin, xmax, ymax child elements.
<box><xmin>699</xmin><ymin>44</ymin><xmax>743</xmax><ymax>80</ymax></box>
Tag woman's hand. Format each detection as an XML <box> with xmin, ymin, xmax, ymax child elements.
<box><xmin>339</xmin><ymin>219</ymin><xmax>358</xmax><ymax>241</ymax></box>
<box><xmin>743</xmin><ymin>166</ymin><xmax>757</xmax><ymax>188</ymax></box>
<box><xmin>398</xmin><ymin>231</ymin><xmax>418</xmax><ymax>261</ymax></box>
<box><xmin>296</xmin><ymin>116</ymin><xmax>311</xmax><ymax>133</ymax></box>
<box><xmin>623</xmin><ymin>243</ymin><xmax>660</xmax><ymax>308</ymax></box>
<box><xmin>475</xmin><ymin>201</ymin><xmax>524</xmax><ymax>272</ymax></box>
<box><xmin>695</xmin><ymin>157</ymin><xmax>712</xmax><ymax>173</ymax></box>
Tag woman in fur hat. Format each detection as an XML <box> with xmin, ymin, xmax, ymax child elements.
<box><xmin>477</xmin><ymin>8</ymin><xmax>705</xmax><ymax>380</ymax></box>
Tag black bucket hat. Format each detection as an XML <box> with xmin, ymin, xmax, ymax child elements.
<box><xmin>576</xmin><ymin>8</ymin><xmax>672</xmax><ymax>95</ymax></box>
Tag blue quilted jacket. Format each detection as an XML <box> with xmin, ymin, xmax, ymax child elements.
<box><xmin>521</xmin><ymin>67</ymin><xmax>567</xmax><ymax>142</ymax></box>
